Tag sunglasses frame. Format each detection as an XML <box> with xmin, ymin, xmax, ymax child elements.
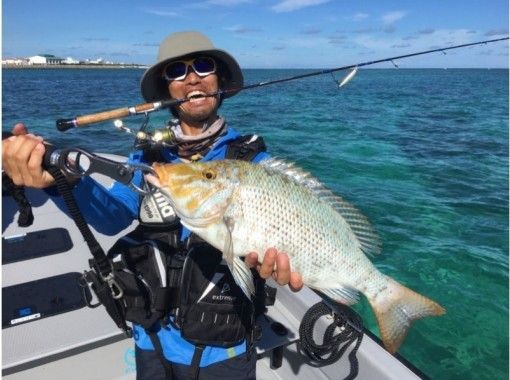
<box><xmin>162</xmin><ymin>56</ymin><xmax>217</xmax><ymax>81</ymax></box>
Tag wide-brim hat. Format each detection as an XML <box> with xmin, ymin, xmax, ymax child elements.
<box><xmin>140</xmin><ymin>31</ymin><xmax>244</xmax><ymax>102</ymax></box>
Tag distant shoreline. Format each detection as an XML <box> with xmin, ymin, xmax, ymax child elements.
<box><xmin>2</xmin><ymin>64</ymin><xmax>147</xmax><ymax>69</ymax></box>
<box><xmin>2</xmin><ymin>64</ymin><xmax>506</xmax><ymax>70</ymax></box>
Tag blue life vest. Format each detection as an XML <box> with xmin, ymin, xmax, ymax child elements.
<box><xmin>73</xmin><ymin>128</ymin><xmax>269</xmax><ymax>367</ymax></box>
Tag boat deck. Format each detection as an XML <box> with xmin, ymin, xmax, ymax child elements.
<box><xmin>3</xmin><ymin>158</ymin><xmax>424</xmax><ymax>379</ymax></box>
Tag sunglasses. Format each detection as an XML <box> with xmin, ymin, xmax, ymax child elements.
<box><xmin>162</xmin><ymin>56</ymin><xmax>217</xmax><ymax>81</ymax></box>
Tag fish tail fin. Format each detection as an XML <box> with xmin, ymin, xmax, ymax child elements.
<box><xmin>368</xmin><ymin>278</ymin><xmax>445</xmax><ymax>353</ymax></box>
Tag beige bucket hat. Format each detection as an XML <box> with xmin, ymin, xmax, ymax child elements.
<box><xmin>140</xmin><ymin>31</ymin><xmax>244</xmax><ymax>102</ymax></box>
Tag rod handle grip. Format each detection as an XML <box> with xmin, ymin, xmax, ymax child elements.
<box><xmin>57</xmin><ymin>108</ymin><xmax>132</xmax><ymax>130</ymax></box>
<box><xmin>55</xmin><ymin>102</ymin><xmax>165</xmax><ymax>131</ymax></box>
<box><xmin>74</xmin><ymin>107</ymin><xmax>131</xmax><ymax>126</ymax></box>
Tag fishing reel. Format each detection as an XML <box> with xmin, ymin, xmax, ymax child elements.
<box><xmin>111</xmin><ymin>113</ymin><xmax>178</xmax><ymax>152</ymax></box>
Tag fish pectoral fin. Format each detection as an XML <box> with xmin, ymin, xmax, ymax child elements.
<box><xmin>222</xmin><ymin>216</ymin><xmax>255</xmax><ymax>299</ymax></box>
<box><xmin>222</xmin><ymin>216</ymin><xmax>235</xmax><ymax>261</ymax></box>
<box><xmin>230</xmin><ymin>257</ymin><xmax>255</xmax><ymax>300</ymax></box>
<box><xmin>316</xmin><ymin>285</ymin><xmax>360</xmax><ymax>306</ymax></box>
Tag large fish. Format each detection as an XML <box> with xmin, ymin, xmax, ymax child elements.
<box><xmin>147</xmin><ymin>158</ymin><xmax>445</xmax><ymax>353</ymax></box>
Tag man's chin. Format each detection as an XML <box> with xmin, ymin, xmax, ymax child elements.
<box><xmin>182</xmin><ymin>114</ymin><xmax>213</xmax><ymax>124</ymax></box>
<box><xmin>179</xmin><ymin>108</ymin><xmax>218</xmax><ymax>124</ymax></box>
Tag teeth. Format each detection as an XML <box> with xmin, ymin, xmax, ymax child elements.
<box><xmin>187</xmin><ymin>91</ymin><xmax>206</xmax><ymax>100</ymax></box>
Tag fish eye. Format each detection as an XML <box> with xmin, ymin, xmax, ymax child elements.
<box><xmin>203</xmin><ymin>170</ymin><xmax>216</xmax><ymax>180</ymax></box>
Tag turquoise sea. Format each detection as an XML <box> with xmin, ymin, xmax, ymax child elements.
<box><xmin>2</xmin><ymin>68</ymin><xmax>509</xmax><ymax>379</ymax></box>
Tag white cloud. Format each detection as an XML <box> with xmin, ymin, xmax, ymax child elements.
<box><xmin>381</xmin><ymin>11</ymin><xmax>406</xmax><ymax>25</ymax></box>
<box><xmin>272</xmin><ymin>0</ymin><xmax>331</xmax><ymax>13</ymax></box>
<box><xmin>143</xmin><ymin>9</ymin><xmax>181</xmax><ymax>17</ymax></box>
<box><xmin>224</xmin><ymin>24</ymin><xmax>261</xmax><ymax>33</ymax></box>
<box><xmin>352</xmin><ymin>12</ymin><xmax>369</xmax><ymax>21</ymax></box>
<box><xmin>354</xmin><ymin>28</ymin><xmax>481</xmax><ymax>53</ymax></box>
<box><xmin>207</xmin><ymin>0</ymin><xmax>251</xmax><ymax>5</ymax></box>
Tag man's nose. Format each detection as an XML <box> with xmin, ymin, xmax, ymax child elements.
<box><xmin>184</xmin><ymin>70</ymin><xmax>201</xmax><ymax>83</ymax></box>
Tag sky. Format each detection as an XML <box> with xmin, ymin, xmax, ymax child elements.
<box><xmin>2</xmin><ymin>0</ymin><xmax>509</xmax><ymax>69</ymax></box>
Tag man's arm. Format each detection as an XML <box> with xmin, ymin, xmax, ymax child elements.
<box><xmin>3</xmin><ymin>123</ymin><xmax>139</xmax><ymax>235</ymax></box>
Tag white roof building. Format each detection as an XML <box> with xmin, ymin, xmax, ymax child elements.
<box><xmin>28</xmin><ymin>55</ymin><xmax>47</xmax><ymax>64</ymax></box>
<box><xmin>28</xmin><ymin>54</ymin><xmax>64</xmax><ymax>65</ymax></box>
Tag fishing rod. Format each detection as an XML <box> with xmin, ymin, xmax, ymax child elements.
<box><xmin>56</xmin><ymin>98</ymin><xmax>183</xmax><ymax>131</ymax></box>
<box><xmin>221</xmin><ymin>36</ymin><xmax>509</xmax><ymax>94</ymax></box>
<box><xmin>56</xmin><ymin>36</ymin><xmax>508</xmax><ymax>133</ymax></box>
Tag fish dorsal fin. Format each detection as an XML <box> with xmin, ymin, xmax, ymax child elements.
<box><xmin>260</xmin><ymin>158</ymin><xmax>382</xmax><ymax>256</ymax></box>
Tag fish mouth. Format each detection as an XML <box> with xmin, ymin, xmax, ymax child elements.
<box><xmin>145</xmin><ymin>173</ymin><xmax>162</xmax><ymax>189</ymax></box>
<box><xmin>145</xmin><ymin>173</ymin><xmax>224</xmax><ymax>228</ymax></box>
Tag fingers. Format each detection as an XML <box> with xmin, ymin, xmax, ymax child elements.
<box><xmin>245</xmin><ymin>248</ymin><xmax>304</xmax><ymax>291</ymax></box>
<box><xmin>273</xmin><ymin>252</ymin><xmax>290</xmax><ymax>286</ymax></box>
<box><xmin>3</xmin><ymin>134</ymin><xmax>54</xmax><ymax>188</ymax></box>
<box><xmin>272</xmin><ymin>253</ymin><xmax>303</xmax><ymax>290</ymax></box>
<box><xmin>12</xmin><ymin>135</ymin><xmax>43</xmax><ymax>186</ymax></box>
<box><xmin>249</xmin><ymin>248</ymin><xmax>304</xmax><ymax>291</ymax></box>
<box><xmin>12</xmin><ymin>123</ymin><xmax>28</xmax><ymax>135</ymax></box>
<box><xmin>258</xmin><ymin>248</ymin><xmax>277</xmax><ymax>279</ymax></box>
<box><xmin>244</xmin><ymin>252</ymin><xmax>260</xmax><ymax>268</ymax></box>
<box><xmin>15</xmin><ymin>139</ymin><xmax>36</xmax><ymax>185</ymax></box>
<box><xmin>28</xmin><ymin>143</ymin><xmax>54</xmax><ymax>186</ymax></box>
<box><xmin>289</xmin><ymin>272</ymin><xmax>304</xmax><ymax>292</ymax></box>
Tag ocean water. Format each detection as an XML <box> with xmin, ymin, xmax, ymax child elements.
<box><xmin>2</xmin><ymin>68</ymin><xmax>508</xmax><ymax>379</ymax></box>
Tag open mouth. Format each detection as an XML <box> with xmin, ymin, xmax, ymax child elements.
<box><xmin>187</xmin><ymin>90</ymin><xmax>207</xmax><ymax>103</ymax></box>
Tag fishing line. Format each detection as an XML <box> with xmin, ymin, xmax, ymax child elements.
<box><xmin>218</xmin><ymin>36</ymin><xmax>508</xmax><ymax>96</ymax></box>
<box><xmin>55</xmin><ymin>36</ymin><xmax>508</xmax><ymax>138</ymax></box>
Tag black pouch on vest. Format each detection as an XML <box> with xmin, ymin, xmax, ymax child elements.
<box><xmin>106</xmin><ymin>227</ymin><xmax>183</xmax><ymax>330</ymax></box>
<box><xmin>178</xmin><ymin>243</ymin><xmax>253</xmax><ymax>347</ymax></box>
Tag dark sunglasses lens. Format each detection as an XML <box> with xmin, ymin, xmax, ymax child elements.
<box><xmin>193</xmin><ymin>57</ymin><xmax>215</xmax><ymax>74</ymax></box>
<box><xmin>165</xmin><ymin>62</ymin><xmax>187</xmax><ymax>79</ymax></box>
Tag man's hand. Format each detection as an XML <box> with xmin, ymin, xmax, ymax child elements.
<box><xmin>245</xmin><ymin>248</ymin><xmax>303</xmax><ymax>292</ymax></box>
<box><xmin>2</xmin><ymin>123</ymin><xmax>55</xmax><ymax>188</ymax></box>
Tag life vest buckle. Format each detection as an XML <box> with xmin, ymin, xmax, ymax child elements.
<box><xmin>101</xmin><ymin>272</ymin><xmax>124</xmax><ymax>299</ymax></box>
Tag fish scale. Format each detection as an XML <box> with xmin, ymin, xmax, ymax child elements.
<box><xmin>150</xmin><ymin>158</ymin><xmax>445</xmax><ymax>353</ymax></box>
<box><xmin>227</xmin><ymin>164</ymin><xmax>366</xmax><ymax>287</ymax></box>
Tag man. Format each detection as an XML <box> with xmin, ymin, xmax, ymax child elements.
<box><xmin>2</xmin><ymin>31</ymin><xmax>303</xmax><ymax>379</ymax></box>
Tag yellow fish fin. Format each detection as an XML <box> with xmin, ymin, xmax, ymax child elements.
<box><xmin>369</xmin><ymin>277</ymin><xmax>446</xmax><ymax>353</ymax></box>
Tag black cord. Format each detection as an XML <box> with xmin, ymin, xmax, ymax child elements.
<box><xmin>47</xmin><ymin>166</ymin><xmax>111</xmax><ymax>276</ymax></box>
<box><xmin>2</xmin><ymin>172</ymin><xmax>34</xmax><ymax>227</ymax></box>
<box><xmin>299</xmin><ymin>301</ymin><xmax>363</xmax><ymax>379</ymax></box>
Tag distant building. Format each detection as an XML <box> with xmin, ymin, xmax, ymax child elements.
<box><xmin>28</xmin><ymin>54</ymin><xmax>64</xmax><ymax>65</ymax></box>
<box><xmin>28</xmin><ymin>55</ymin><xmax>46</xmax><ymax>64</ymax></box>
<box><xmin>85</xmin><ymin>58</ymin><xmax>112</xmax><ymax>65</ymax></box>
<box><xmin>2</xmin><ymin>58</ymin><xmax>27</xmax><ymax>65</ymax></box>
<box><xmin>2</xmin><ymin>53</ymin><xmax>139</xmax><ymax>67</ymax></box>
<box><xmin>63</xmin><ymin>57</ymin><xmax>79</xmax><ymax>64</ymax></box>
